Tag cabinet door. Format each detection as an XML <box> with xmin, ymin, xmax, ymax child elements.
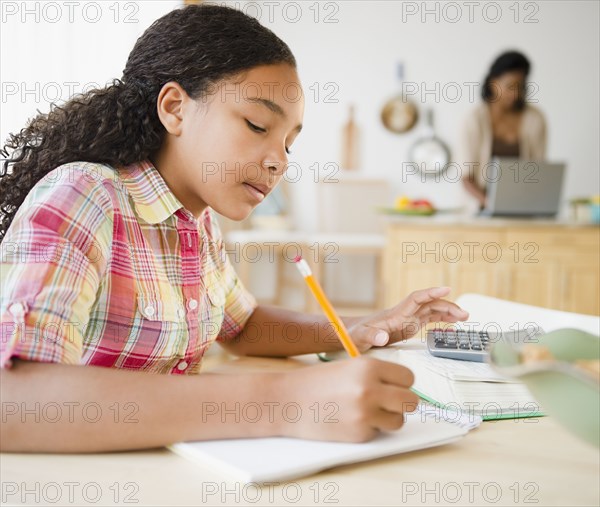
<box><xmin>558</xmin><ymin>260</ymin><xmax>600</xmax><ymax>315</ymax></box>
<box><xmin>450</xmin><ymin>262</ymin><xmax>512</xmax><ymax>300</ymax></box>
<box><xmin>445</xmin><ymin>231</ymin><xmax>508</xmax><ymax>299</ymax></box>
<box><xmin>508</xmin><ymin>262</ymin><xmax>559</xmax><ymax>310</ymax></box>
<box><xmin>505</xmin><ymin>228</ymin><xmax>599</xmax><ymax>313</ymax></box>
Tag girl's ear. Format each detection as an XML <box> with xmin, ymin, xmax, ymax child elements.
<box><xmin>156</xmin><ymin>81</ymin><xmax>188</xmax><ymax>136</ymax></box>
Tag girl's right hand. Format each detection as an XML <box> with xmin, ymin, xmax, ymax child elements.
<box><xmin>276</xmin><ymin>357</ymin><xmax>419</xmax><ymax>443</ymax></box>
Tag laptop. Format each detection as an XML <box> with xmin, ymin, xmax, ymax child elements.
<box><xmin>480</xmin><ymin>158</ymin><xmax>566</xmax><ymax>217</ymax></box>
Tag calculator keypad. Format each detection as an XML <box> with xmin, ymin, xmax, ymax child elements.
<box><xmin>428</xmin><ymin>329</ymin><xmax>491</xmax><ymax>361</ymax></box>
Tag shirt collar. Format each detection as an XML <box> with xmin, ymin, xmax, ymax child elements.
<box><xmin>117</xmin><ymin>160</ymin><xmax>189</xmax><ymax>225</ymax></box>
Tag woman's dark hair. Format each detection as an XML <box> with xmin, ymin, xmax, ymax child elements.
<box><xmin>481</xmin><ymin>50</ymin><xmax>531</xmax><ymax>110</ymax></box>
<box><xmin>0</xmin><ymin>4</ymin><xmax>296</xmax><ymax>242</ymax></box>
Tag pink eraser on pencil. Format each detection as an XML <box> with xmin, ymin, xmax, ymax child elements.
<box><xmin>293</xmin><ymin>256</ymin><xmax>302</xmax><ymax>263</ymax></box>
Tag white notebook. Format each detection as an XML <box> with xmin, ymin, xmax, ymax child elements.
<box><xmin>169</xmin><ymin>407</ymin><xmax>471</xmax><ymax>483</ymax></box>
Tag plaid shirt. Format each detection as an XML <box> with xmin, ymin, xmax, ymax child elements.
<box><xmin>0</xmin><ymin>160</ymin><xmax>257</xmax><ymax>374</ymax></box>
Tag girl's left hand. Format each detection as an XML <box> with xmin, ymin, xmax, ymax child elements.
<box><xmin>348</xmin><ymin>287</ymin><xmax>469</xmax><ymax>352</ymax></box>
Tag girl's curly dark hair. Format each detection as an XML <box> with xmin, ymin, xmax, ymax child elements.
<box><xmin>0</xmin><ymin>4</ymin><xmax>296</xmax><ymax>243</ymax></box>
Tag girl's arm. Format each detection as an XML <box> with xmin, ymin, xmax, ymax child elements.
<box><xmin>221</xmin><ymin>287</ymin><xmax>469</xmax><ymax>357</ymax></box>
<box><xmin>1</xmin><ymin>355</ymin><xmax>419</xmax><ymax>452</ymax></box>
<box><xmin>0</xmin><ymin>359</ymin><xmax>281</xmax><ymax>452</ymax></box>
<box><xmin>219</xmin><ymin>304</ymin><xmax>359</xmax><ymax>356</ymax></box>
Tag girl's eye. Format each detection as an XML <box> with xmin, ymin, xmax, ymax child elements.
<box><xmin>245</xmin><ymin>120</ymin><xmax>266</xmax><ymax>133</ymax></box>
<box><xmin>247</xmin><ymin>119</ymin><xmax>293</xmax><ymax>156</ymax></box>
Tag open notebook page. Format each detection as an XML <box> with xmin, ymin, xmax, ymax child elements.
<box><xmin>395</xmin><ymin>350</ymin><xmax>540</xmax><ymax>418</ymax></box>
<box><xmin>170</xmin><ymin>408</ymin><xmax>469</xmax><ymax>483</ymax></box>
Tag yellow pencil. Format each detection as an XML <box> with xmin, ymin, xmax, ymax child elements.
<box><xmin>294</xmin><ymin>256</ymin><xmax>361</xmax><ymax>358</ymax></box>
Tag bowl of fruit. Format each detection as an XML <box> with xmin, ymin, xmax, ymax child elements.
<box><xmin>379</xmin><ymin>196</ymin><xmax>436</xmax><ymax>216</ymax></box>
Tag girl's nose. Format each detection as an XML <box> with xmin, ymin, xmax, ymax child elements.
<box><xmin>263</xmin><ymin>160</ymin><xmax>286</xmax><ymax>175</ymax></box>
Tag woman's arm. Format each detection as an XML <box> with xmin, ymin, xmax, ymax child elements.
<box><xmin>458</xmin><ymin>106</ymin><xmax>487</xmax><ymax>208</ymax></box>
<box><xmin>462</xmin><ymin>174</ymin><xmax>487</xmax><ymax>207</ymax></box>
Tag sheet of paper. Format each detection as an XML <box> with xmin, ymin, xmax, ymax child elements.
<box><xmin>398</xmin><ymin>349</ymin><xmax>516</xmax><ymax>382</ymax></box>
<box><xmin>416</xmin><ymin>404</ymin><xmax>483</xmax><ymax>431</ymax></box>
<box><xmin>395</xmin><ymin>350</ymin><xmax>540</xmax><ymax>417</ymax></box>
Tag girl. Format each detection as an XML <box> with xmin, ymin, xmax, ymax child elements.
<box><xmin>0</xmin><ymin>4</ymin><xmax>468</xmax><ymax>452</ymax></box>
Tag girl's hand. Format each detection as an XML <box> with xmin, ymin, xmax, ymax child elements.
<box><xmin>348</xmin><ymin>287</ymin><xmax>469</xmax><ymax>352</ymax></box>
<box><xmin>278</xmin><ymin>356</ymin><xmax>419</xmax><ymax>442</ymax></box>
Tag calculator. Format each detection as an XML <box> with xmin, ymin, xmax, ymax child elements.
<box><xmin>427</xmin><ymin>327</ymin><xmax>544</xmax><ymax>362</ymax></box>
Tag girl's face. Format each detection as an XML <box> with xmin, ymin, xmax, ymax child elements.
<box><xmin>155</xmin><ymin>64</ymin><xmax>304</xmax><ymax>221</ymax></box>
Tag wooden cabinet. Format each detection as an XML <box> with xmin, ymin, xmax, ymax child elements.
<box><xmin>383</xmin><ymin>220</ymin><xmax>600</xmax><ymax>315</ymax></box>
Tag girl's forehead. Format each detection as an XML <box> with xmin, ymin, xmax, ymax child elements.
<box><xmin>216</xmin><ymin>66</ymin><xmax>305</xmax><ymax>117</ymax></box>
<box><xmin>229</xmin><ymin>65</ymin><xmax>302</xmax><ymax>96</ymax></box>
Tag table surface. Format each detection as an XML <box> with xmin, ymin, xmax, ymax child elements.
<box><xmin>2</xmin><ymin>352</ymin><xmax>599</xmax><ymax>507</ymax></box>
<box><xmin>2</xmin><ymin>296</ymin><xmax>599</xmax><ymax>507</ymax></box>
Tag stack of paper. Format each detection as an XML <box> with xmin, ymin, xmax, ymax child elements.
<box><xmin>394</xmin><ymin>350</ymin><xmax>543</xmax><ymax>420</ymax></box>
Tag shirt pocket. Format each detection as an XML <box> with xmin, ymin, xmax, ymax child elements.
<box><xmin>203</xmin><ymin>276</ymin><xmax>227</xmax><ymax>343</ymax></box>
<box><xmin>136</xmin><ymin>293</ymin><xmax>188</xmax><ymax>357</ymax></box>
<box><xmin>136</xmin><ymin>293</ymin><xmax>183</xmax><ymax>322</ymax></box>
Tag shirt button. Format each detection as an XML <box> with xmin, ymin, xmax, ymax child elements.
<box><xmin>187</xmin><ymin>299</ymin><xmax>198</xmax><ymax>310</ymax></box>
<box><xmin>177</xmin><ymin>307</ymin><xmax>186</xmax><ymax>319</ymax></box>
<box><xmin>8</xmin><ymin>302</ymin><xmax>25</xmax><ymax>318</ymax></box>
<box><xmin>144</xmin><ymin>305</ymin><xmax>155</xmax><ymax>318</ymax></box>
<box><xmin>177</xmin><ymin>361</ymin><xmax>188</xmax><ymax>371</ymax></box>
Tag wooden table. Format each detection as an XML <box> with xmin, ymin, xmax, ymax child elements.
<box><xmin>2</xmin><ymin>352</ymin><xmax>598</xmax><ymax>506</ymax></box>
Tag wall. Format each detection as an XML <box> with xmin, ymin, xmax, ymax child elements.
<box><xmin>246</xmin><ymin>0</ymin><xmax>600</xmax><ymax>304</ymax></box>
<box><xmin>2</xmin><ymin>1</ymin><xmax>598</xmax><ymax>306</ymax></box>
<box><xmin>1</xmin><ymin>1</ymin><xmax>177</xmax><ymax>145</ymax></box>
<box><xmin>247</xmin><ymin>0</ymin><xmax>599</xmax><ymax>230</ymax></box>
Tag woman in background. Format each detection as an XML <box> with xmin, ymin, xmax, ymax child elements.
<box><xmin>460</xmin><ymin>51</ymin><xmax>547</xmax><ymax>208</ymax></box>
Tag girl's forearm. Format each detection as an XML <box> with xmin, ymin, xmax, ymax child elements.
<box><xmin>0</xmin><ymin>360</ymin><xmax>284</xmax><ymax>453</ymax></box>
<box><xmin>221</xmin><ymin>305</ymin><xmax>358</xmax><ymax>357</ymax></box>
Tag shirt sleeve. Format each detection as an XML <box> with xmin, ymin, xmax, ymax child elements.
<box><xmin>216</xmin><ymin>256</ymin><xmax>258</xmax><ymax>343</ymax></box>
<box><xmin>0</xmin><ymin>163</ymin><xmax>114</xmax><ymax>368</ymax></box>
<box><xmin>532</xmin><ymin>107</ymin><xmax>547</xmax><ymax>160</ymax></box>
<box><xmin>458</xmin><ymin>107</ymin><xmax>484</xmax><ymax>185</ymax></box>
<box><xmin>205</xmin><ymin>212</ymin><xmax>257</xmax><ymax>343</ymax></box>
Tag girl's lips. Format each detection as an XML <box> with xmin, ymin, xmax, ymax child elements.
<box><xmin>243</xmin><ymin>182</ymin><xmax>266</xmax><ymax>202</ymax></box>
